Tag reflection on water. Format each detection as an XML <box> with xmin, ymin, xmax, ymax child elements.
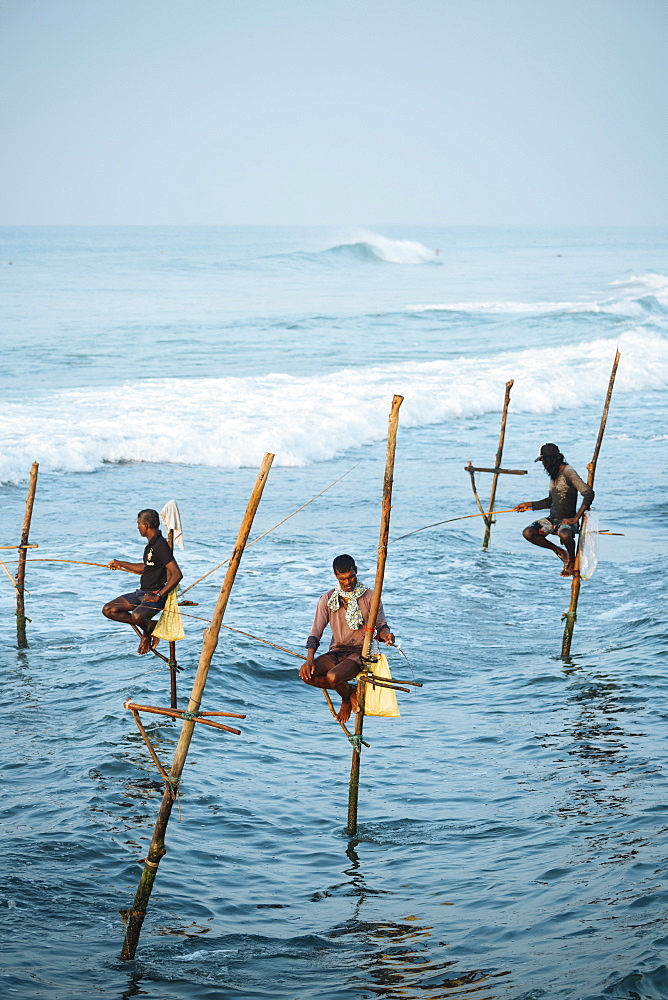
<box><xmin>540</xmin><ymin>661</ymin><xmax>653</xmax><ymax>868</ymax></box>
<box><xmin>120</xmin><ymin>975</ymin><xmax>150</xmax><ymax>999</ymax></box>
<box><xmin>322</xmin><ymin>840</ymin><xmax>513</xmax><ymax>999</ymax></box>
<box><xmin>87</xmin><ymin>721</ymin><xmax>178</xmax><ymax>839</ymax></box>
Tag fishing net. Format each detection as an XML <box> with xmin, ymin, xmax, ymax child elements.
<box><xmin>364</xmin><ymin>653</ymin><xmax>400</xmax><ymax>718</ymax></box>
<box><xmin>153</xmin><ymin>588</ymin><xmax>185</xmax><ymax>641</ymax></box>
<box><xmin>579</xmin><ymin>510</ymin><xmax>599</xmax><ymax>581</ymax></box>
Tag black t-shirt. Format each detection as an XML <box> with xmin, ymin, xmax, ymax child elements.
<box><xmin>140</xmin><ymin>531</ymin><xmax>173</xmax><ymax>591</ymax></box>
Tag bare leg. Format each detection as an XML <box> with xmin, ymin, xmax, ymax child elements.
<box><xmin>523</xmin><ymin>526</ymin><xmax>569</xmax><ymax>573</ymax></box>
<box><xmin>557</xmin><ymin>529</ymin><xmax>577</xmax><ymax>577</ymax></box>
<box><xmin>102</xmin><ymin>597</ymin><xmax>160</xmax><ymax>654</ymax></box>
<box><xmin>302</xmin><ymin>652</ymin><xmax>362</xmax><ymax>723</ymax></box>
<box><xmin>135</xmin><ymin>618</ymin><xmax>159</xmax><ymax>655</ymax></box>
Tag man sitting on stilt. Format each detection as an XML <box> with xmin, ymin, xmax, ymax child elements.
<box><xmin>513</xmin><ymin>443</ymin><xmax>594</xmax><ymax>577</ymax></box>
<box><xmin>103</xmin><ymin>509</ymin><xmax>183</xmax><ymax>654</ymax></box>
<box><xmin>299</xmin><ymin>554</ymin><xmax>394</xmax><ymax>723</ymax></box>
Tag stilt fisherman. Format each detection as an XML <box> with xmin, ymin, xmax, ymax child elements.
<box><xmin>299</xmin><ymin>554</ymin><xmax>394</xmax><ymax>723</ymax></box>
<box><xmin>514</xmin><ymin>443</ymin><xmax>594</xmax><ymax>577</ymax></box>
<box><xmin>102</xmin><ymin>509</ymin><xmax>182</xmax><ymax>654</ymax></box>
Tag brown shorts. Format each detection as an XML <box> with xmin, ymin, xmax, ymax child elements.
<box><xmin>319</xmin><ymin>646</ymin><xmax>363</xmax><ymax>666</ymax></box>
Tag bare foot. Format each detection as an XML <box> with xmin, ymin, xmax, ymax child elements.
<box><xmin>336</xmin><ymin>684</ymin><xmax>360</xmax><ymax>724</ymax></box>
<box><xmin>555</xmin><ymin>549</ymin><xmax>569</xmax><ymax>571</ymax></box>
<box><xmin>137</xmin><ymin>634</ymin><xmax>159</xmax><ymax>655</ymax></box>
<box><xmin>337</xmin><ymin>699</ymin><xmax>352</xmax><ymax>724</ymax></box>
<box><xmin>560</xmin><ymin>558</ymin><xmax>575</xmax><ymax>578</ymax></box>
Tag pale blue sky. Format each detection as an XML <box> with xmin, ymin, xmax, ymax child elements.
<box><xmin>0</xmin><ymin>0</ymin><xmax>666</xmax><ymax>225</ymax></box>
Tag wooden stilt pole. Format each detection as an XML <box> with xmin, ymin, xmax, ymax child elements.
<box><xmin>16</xmin><ymin>462</ymin><xmax>39</xmax><ymax>649</ymax></box>
<box><xmin>561</xmin><ymin>350</ymin><xmax>620</xmax><ymax>658</ymax></box>
<box><xmin>482</xmin><ymin>380</ymin><xmax>514</xmax><ymax>549</ymax></box>
<box><xmin>346</xmin><ymin>396</ymin><xmax>403</xmax><ymax>837</ymax></box>
<box><xmin>167</xmin><ymin>528</ymin><xmax>178</xmax><ymax>709</ymax></box>
<box><xmin>465</xmin><ymin>382</ymin><xmax>525</xmax><ymax>549</ymax></box>
<box><xmin>120</xmin><ymin>453</ymin><xmax>274</xmax><ymax>960</ymax></box>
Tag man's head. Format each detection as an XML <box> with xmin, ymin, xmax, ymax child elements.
<box><xmin>535</xmin><ymin>443</ymin><xmax>564</xmax><ymax>479</ymax></box>
<box><xmin>333</xmin><ymin>553</ymin><xmax>357</xmax><ymax>592</ymax></box>
<box><xmin>137</xmin><ymin>509</ymin><xmax>160</xmax><ymax>537</ymax></box>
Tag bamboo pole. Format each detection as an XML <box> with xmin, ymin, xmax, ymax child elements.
<box><xmin>123</xmin><ymin>700</ymin><xmax>244</xmax><ymax>734</ymax></box>
<box><xmin>167</xmin><ymin>528</ymin><xmax>178</xmax><ymax>709</ymax></box>
<box><xmin>561</xmin><ymin>350</ymin><xmax>620</xmax><ymax>658</ymax></box>
<box><xmin>16</xmin><ymin>462</ymin><xmax>39</xmax><ymax>648</ymax></box>
<box><xmin>0</xmin><ymin>559</ymin><xmax>20</xmax><ymax>594</ymax></box>
<box><xmin>346</xmin><ymin>395</ymin><xmax>403</xmax><ymax>837</ymax></box>
<box><xmin>130</xmin><ymin>709</ymin><xmax>174</xmax><ymax>792</ymax></box>
<box><xmin>482</xmin><ymin>380</ymin><xmax>514</xmax><ymax>549</ymax></box>
<box><xmin>120</xmin><ymin>453</ymin><xmax>274</xmax><ymax>960</ymax></box>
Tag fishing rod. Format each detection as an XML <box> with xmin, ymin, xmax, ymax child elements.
<box><xmin>0</xmin><ymin>467</ymin><xmax>357</xmax><ymax>588</ymax></box>
<box><xmin>391</xmin><ymin>511</ymin><xmax>625</xmax><ymax>544</ymax></box>
<box><xmin>21</xmin><ymin>558</ymin><xmax>130</xmax><ymax>569</ymax></box>
<box><xmin>391</xmin><ymin>509</ymin><xmax>518</xmax><ymax>543</ymax></box>
<box><xmin>4</xmin><ymin>519</ymin><xmax>623</xmax><ymax>576</ymax></box>
<box><xmin>145</xmin><ymin>605</ymin><xmax>421</xmax><ymax>692</ymax></box>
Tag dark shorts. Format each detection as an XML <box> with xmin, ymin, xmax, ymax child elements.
<box><xmin>120</xmin><ymin>590</ymin><xmax>166</xmax><ymax>615</ymax></box>
<box><xmin>319</xmin><ymin>646</ymin><xmax>363</xmax><ymax>667</ymax></box>
<box><xmin>529</xmin><ymin>518</ymin><xmax>579</xmax><ymax>539</ymax></box>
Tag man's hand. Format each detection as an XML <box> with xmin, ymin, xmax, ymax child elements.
<box><xmin>141</xmin><ymin>591</ymin><xmax>161</xmax><ymax>604</ymax></box>
<box><xmin>513</xmin><ymin>502</ymin><xmax>533</xmax><ymax>513</ymax></box>
<box><xmin>559</xmin><ymin>515</ymin><xmax>580</xmax><ymax>526</ymax></box>
<box><xmin>299</xmin><ymin>657</ymin><xmax>315</xmax><ymax>681</ymax></box>
<box><xmin>382</xmin><ymin>631</ymin><xmax>395</xmax><ymax>646</ymax></box>
<box><xmin>107</xmin><ymin>559</ymin><xmax>122</xmax><ymax>570</ymax></box>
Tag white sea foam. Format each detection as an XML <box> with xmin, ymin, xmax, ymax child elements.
<box><xmin>355</xmin><ymin>231</ymin><xmax>440</xmax><ymax>265</ymax></box>
<box><xmin>320</xmin><ymin>231</ymin><xmax>440</xmax><ymax>265</ymax></box>
<box><xmin>609</xmin><ymin>271</ymin><xmax>668</xmax><ymax>298</ymax></box>
<box><xmin>407</xmin><ymin>301</ymin><xmax>585</xmax><ymax>315</ymax></box>
<box><xmin>408</xmin><ymin>272</ymin><xmax>668</xmax><ymax>317</ymax></box>
<box><xmin>0</xmin><ymin>329</ymin><xmax>665</xmax><ymax>484</ymax></box>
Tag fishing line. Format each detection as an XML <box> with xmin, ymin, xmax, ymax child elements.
<box><xmin>391</xmin><ymin>510</ymin><xmax>623</xmax><ymax>544</ymax></box>
<box><xmin>391</xmin><ymin>509</ymin><xmax>518</xmax><ymax>543</ymax></box>
<box><xmin>181</xmin><ymin>465</ymin><xmax>357</xmax><ymax>595</ymax></box>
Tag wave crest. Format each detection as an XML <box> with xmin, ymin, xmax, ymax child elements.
<box><xmin>276</xmin><ymin>232</ymin><xmax>441</xmax><ymax>267</ymax></box>
<box><xmin>0</xmin><ymin>329</ymin><xmax>665</xmax><ymax>484</ymax></box>
<box><xmin>408</xmin><ymin>272</ymin><xmax>668</xmax><ymax>320</ymax></box>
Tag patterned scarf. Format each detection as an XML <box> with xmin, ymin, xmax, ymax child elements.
<box><xmin>327</xmin><ymin>580</ymin><xmax>367</xmax><ymax>630</ymax></box>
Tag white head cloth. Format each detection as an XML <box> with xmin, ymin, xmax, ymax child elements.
<box><xmin>327</xmin><ymin>580</ymin><xmax>367</xmax><ymax>630</ymax></box>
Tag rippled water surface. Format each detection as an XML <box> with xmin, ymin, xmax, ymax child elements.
<box><xmin>1</xmin><ymin>226</ymin><xmax>667</xmax><ymax>999</ymax></box>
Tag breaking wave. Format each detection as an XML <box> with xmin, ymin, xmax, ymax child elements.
<box><xmin>0</xmin><ymin>329</ymin><xmax>665</xmax><ymax>484</ymax></box>
<box><xmin>278</xmin><ymin>232</ymin><xmax>441</xmax><ymax>267</ymax></box>
<box><xmin>408</xmin><ymin>272</ymin><xmax>668</xmax><ymax>320</ymax></box>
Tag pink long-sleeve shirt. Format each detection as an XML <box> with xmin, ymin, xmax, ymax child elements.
<box><xmin>306</xmin><ymin>588</ymin><xmax>389</xmax><ymax>651</ymax></box>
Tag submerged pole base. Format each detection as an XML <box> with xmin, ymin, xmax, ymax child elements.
<box><xmin>481</xmin><ymin>517</ymin><xmax>494</xmax><ymax>550</ymax></box>
<box><xmin>16</xmin><ymin>610</ymin><xmax>30</xmax><ymax>649</ymax></box>
<box><xmin>120</xmin><ymin>855</ymin><xmax>163</xmax><ymax>960</ymax></box>
<box><xmin>346</xmin><ymin>746</ymin><xmax>362</xmax><ymax>837</ymax></box>
<box><xmin>560</xmin><ymin>609</ymin><xmax>577</xmax><ymax>658</ymax></box>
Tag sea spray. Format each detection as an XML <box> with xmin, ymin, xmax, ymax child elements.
<box><xmin>0</xmin><ymin>328</ymin><xmax>665</xmax><ymax>483</ymax></box>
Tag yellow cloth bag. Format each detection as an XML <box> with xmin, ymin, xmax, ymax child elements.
<box><xmin>152</xmin><ymin>588</ymin><xmax>185</xmax><ymax>642</ymax></box>
<box><xmin>363</xmin><ymin>653</ymin><xmax>400</xmax><ymax>718</ymax></box>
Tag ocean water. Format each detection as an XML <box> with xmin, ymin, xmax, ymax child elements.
<box><xmin>0</xmin><ymin>225</ymin><xmax>667</xmax><ymax>1000</ymax></box>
